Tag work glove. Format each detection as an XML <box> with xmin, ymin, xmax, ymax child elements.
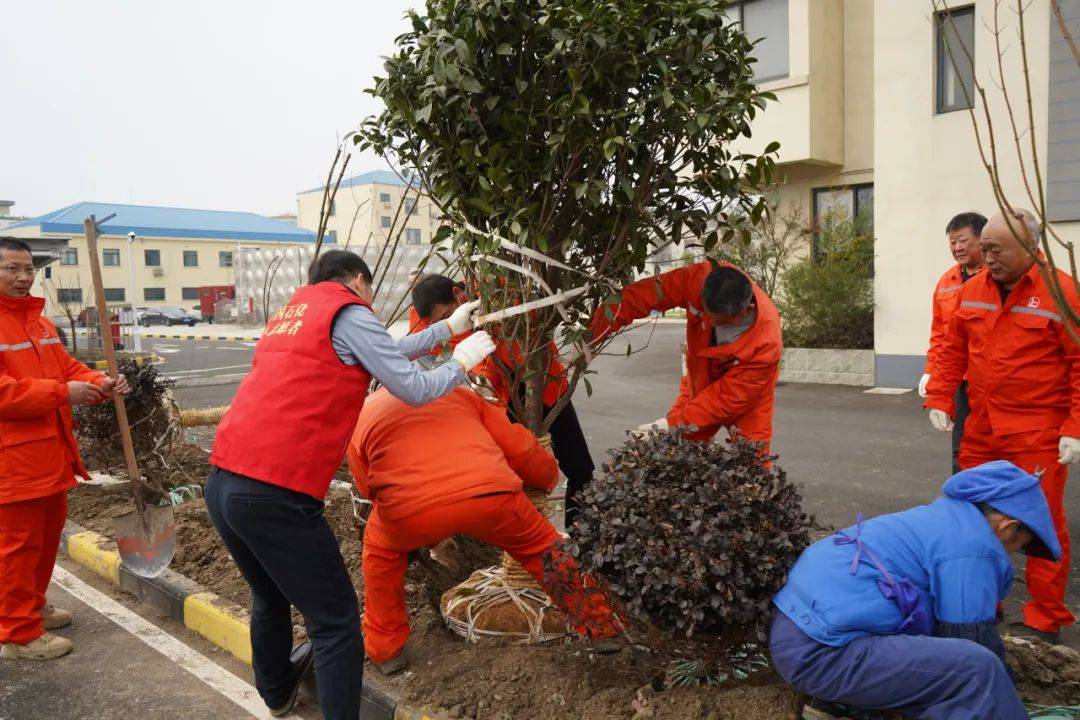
<box><xmin>445</xmin><ymin>299</ymin><xmax>482</xmax><ymax>335</ymax></box>
<box><xmin>451</xmin><ymin>330</ymin><xmax>496</xmax><ymax>372</ymax></box>
<box><xmin>928</xmin><ymin>409</ymin><xmax>954</xmax><ymax>432</ymax></box>
<box><xmin>1060</xmin><ymin>436</ymin><xmax>1080</xmax><ymax>465</ymax></box>
<box><xmin>918</xmin><ymin>373</ymin><xmax>931</xmax><ymax>398</ymax></box>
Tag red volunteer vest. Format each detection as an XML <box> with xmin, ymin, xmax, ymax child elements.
<box><xmin>211</xmin><ymin>282</ymin><xmax>372</xmax><ymax>498</ymax></box>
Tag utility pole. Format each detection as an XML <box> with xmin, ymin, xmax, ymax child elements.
<box><xmin>127</xmin><ymin>232</ymin><xmax>142</xmax><ymax>352</ymax></box>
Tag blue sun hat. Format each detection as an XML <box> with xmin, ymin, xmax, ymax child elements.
<box><xmin>942</xmin><ymin>460</ymin><xmax>1061</xmax><ymax>561</ymax></box>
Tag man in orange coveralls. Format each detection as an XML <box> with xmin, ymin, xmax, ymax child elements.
<box><xmin>918</xmin><ymin>212</ymin><xmax>987</xmax><ymax>473</ymax></box>
<box><xmin>592</xmin><ymin>261</ymin><xmax>782</xmax><ymax>453</ymax></box>
<box><xmin>925</xmin><ymin>208</ymin><xmax>1079</xmax><ymax>643</ymax></box>
<box><xmin>409</xmin><ymin>274</ymin><xmax>597</xmax><ymax>526</ymax></box>
<box><xmin>0</xmin><ymin>237</ymin><xmax>129</xmax><ymax>661</ymax></box>
<box><xmin>347</xmin><ymin>385</ymin><xmax>618</xmax><ymax>674</ymax></box>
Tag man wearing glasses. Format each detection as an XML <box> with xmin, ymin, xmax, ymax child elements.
<box><xmin>0</xmin><ymin>237</ymin><xmax>129</xmax><ymax>661</ymax></box>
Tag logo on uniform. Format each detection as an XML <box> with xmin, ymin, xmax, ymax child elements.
<box><xmin>1027</xmin><ymin>296</ymin><xmax>1040</xmax><ymax>309</ymax></box>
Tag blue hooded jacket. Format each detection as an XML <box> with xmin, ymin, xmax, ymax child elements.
<box><xmin>773</xmin><ymin>461</ymin><xmax>1059</xmax><ymax>647</ymax></box>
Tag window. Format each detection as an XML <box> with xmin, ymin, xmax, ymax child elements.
<box><xmin>181</xmin><ymin>287</ymin><xmax>200</xmax><ymax>301</ymax></box>
<box><xmin>813</xmin><ymin>184</ymin><xmax>874</xmax><ymax>229</ymax></box>
<box><xmin>219</xmin><ymin>251</ymin><xmax>233</xmax><ymax>268</ymax></box>
<box><xmin>144</xmin><ymin>249</ymin><xmax>161</xmax><ymax>266</ymax></box>
<box><xmin>405</xmin><ymin>228</ymin><xmax>422</xmax><ymax>245</ymax></box>
<box><xmin>183</xmin><ymin>250</ymin><xmax>198</xmax><ymax>267</ymax></box>
<box><xmin>935</xmin><ymin>6</ymin><xmax>975</xmax><ymax>113</ymax></box>
<box><xmin>404</xmin><ymin>198</ymin><xmax>416</xmax><ymax>215</ymax></box>
<box><xmin>144</xmin><ymin>288</ymin><xmax>165</xmax><ymax>301</ymax></box>
<box><xmin>380</xmin><ymin>216</ymin><xmax>392</xmax><ymax>228</ymax></box>
<box><xmin>60</xmin><ymin>248</ymin><xmax>78</xmax><ymax>266</ymax></box>
<box><xmin>727</xmin><ymin>0</ymin><xmax>789</xmax><ymax>83</ymax></box>
<box><xmin>56</xmin><ymin>288</ymin><xmax>82</xmax><ymax>304</ymax></box>
<box><xmin>327</xmin><ymin>230</ymin><xmax>338</xmax><ymax>245</ymax></box>
<box><xmin>104</xmin><ymin>288</ymin><xmax>125</xmax><ymax>302</ymax></box>
<box><xmin>379</xmin><ymin>192</ymin><xmax>391</xmax><ymax>204</ymax></box>
<box><xmin>103</xmin><ymin>249</ymin><xmax>121</xmax><ymax>267</ymax></box>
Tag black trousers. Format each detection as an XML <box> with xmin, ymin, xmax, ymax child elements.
<box><xmin>508</xmin><ymin>394</ymin><xmax>596</xmax><ymax>528</ymax></box>
<box><xmin>952</xmin><ymin>381</ymin><xmax>970</xmax><ymax>475</ymax></box>
<box><xmin>205</xmin><ymin>467</ymin><xmax>363</xmax><ymax>720</ymax></box>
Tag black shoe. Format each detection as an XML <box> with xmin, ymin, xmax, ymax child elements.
<box><xmin>1007</xmin><ymin>621</ymin><xmax>1062</xmax><ymax>645</ymax></box>
<box><xmin>268</xmin><ymin>641</ymin><xmax>315</xmax><ymax>717</ymax></box>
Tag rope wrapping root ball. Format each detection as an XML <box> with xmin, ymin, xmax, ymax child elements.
<box><xmin>440</xmin><ymin>435</ymin><xmax>570</xmax><ymax>644</ymax></box>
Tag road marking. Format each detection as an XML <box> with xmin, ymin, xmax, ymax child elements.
<box><xmin>166</xmin><ymin>364</ymin><xmax>253</xmax><ymax>376</ymax></box>
<box><xmin>51</xmin><ymin>565</ymin><xmax>296</xmax><ymax>720</ymax></box>
<box><xmin>155</xmin><ymin>348</ymin><xmax>182</xmax><ymax>354</ymax></box>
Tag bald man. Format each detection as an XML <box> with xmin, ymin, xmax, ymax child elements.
<box><xmin>925</xmin><ymin>208</ymin><xmax>1080</xmax><ymax>642</ymax></box>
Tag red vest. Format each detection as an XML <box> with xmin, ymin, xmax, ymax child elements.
<box><xmin>211</xmin><ymin>282</ymin><xmax>372</xmax><ymax>498</ymax></box>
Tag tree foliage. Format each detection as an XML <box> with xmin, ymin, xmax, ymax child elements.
<box><xmin>568</xmin><ymin>429</ymin><xmax>812</xmax><ymax>640</ymax></box>
<box><xmin>360</xmin><ymin>0</ymin><xmax>778</xmax><ymax>431</ymax></box>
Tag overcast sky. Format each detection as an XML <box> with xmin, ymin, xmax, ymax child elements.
<box><xmin>1</xmin><ymin>0</ymin><xmax>421</xmax><ymax>219</ymax></box>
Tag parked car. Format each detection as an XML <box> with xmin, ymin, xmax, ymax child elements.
<box><xmin>139</xmin><ymin>306</ymin><xmax>200</xmax><ymax>327</ymax></box>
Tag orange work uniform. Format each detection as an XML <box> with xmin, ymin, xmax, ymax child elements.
<box><xmin>347</xmin><ymin>387</ymin><xmax>616</xmax><ymax>663</ymax></box>
<box><xmin>0</xmin><ymin>293</ymin><xmax>106</xmax><ymax>644</ymax></box>
<box><xmin>592</xmin><ymin>261</ymin><xmax>782</xmax><ymax>451</ymax></box>
<box><xmin>925</xmin><ymin>262</ymin><xmax>1080</xmax><ymax>633</ymax></box>
<box><xmin>925</xmin><ymin>264</ymin><xmax>980</xmax><ymax>376</ymax></box>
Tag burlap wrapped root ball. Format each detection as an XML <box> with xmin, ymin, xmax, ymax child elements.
<box><xmin>568</xmin><ymin>429</ymin><xmax>813</xmax><ymax>641</ymax></box>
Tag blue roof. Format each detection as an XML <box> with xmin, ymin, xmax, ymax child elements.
<box><xmin>298</xmin><ymin>169</ymin><xmax>413</xmax><ymax>195</ymax></box>
<box><xmin>7</xmin><ymin>202</ymin><xmax>318</xmax><ymax>243</ymax></box>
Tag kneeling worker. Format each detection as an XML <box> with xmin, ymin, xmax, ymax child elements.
<box><xmin>770</xmin><ymin>461</ymin><xmax>1060</xmax><ymax>720</ymax></box>
<box><xmin>347</xmin><ymin>385</ymin><xmax>619</xmax><ymax>673</ymax></box>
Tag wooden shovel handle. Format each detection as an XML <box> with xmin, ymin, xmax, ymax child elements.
<box><xmin>83</xmin><ymin>218</ymin><xmax>146</xmax><ymax>517</ymax></box>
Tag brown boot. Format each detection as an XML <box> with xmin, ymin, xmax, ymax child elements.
<box><xmin>1</xmin><ymin>633</ymin><xmax>73</xmax><ymax>660</ymax></box>
<box><xmin>41</xmin><ymin>604</ymin><xmax>73</xmax><ymax>631</ymax></box>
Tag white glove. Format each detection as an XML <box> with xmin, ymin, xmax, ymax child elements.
<box><xmin>929</xmin><ymin>409</ymin><xmax>954</xmax><ymax>432</ymax></box>
<box><xmin>1060</xmin><ymin>436</ymin><xmax>1080</xmax><ymax>465</ymax></box>
<box><xmin>918</xmin><ymin>373</ymin><xmax>931</xmax><ymax>398</ymax></box>
<box><xmin>445</xmin><ymin>299</ymin><xmax>481</xmax><ymax>335</ymax></box>
<box><xmin>451</xmin><ymin>330</ymin><xmax>496</xmax><ymax>372</ymax></box>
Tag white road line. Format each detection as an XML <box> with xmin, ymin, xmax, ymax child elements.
<box><xmin>50</xmin><ymin>565</ymin><xmax>297</xmax><ymax>720</ymax></box>
<box><xmin>165</xmin><ymin>364</ymin><xmax>252</xmax><ymax>376</ymax></box>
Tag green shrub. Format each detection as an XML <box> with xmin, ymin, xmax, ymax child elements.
<box><xmin>779</xmin><ymin>213</ymin><xmax>874</xmax><ymax>349</ymax></box>
<box><xmin>566</xmin><ymin>429</ymin><xmax>812</xmax><ymax>640</ymax></box>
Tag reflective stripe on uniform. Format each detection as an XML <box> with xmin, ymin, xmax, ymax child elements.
<box><xmin>0</xmin><ymin>341</ymin><xmax>33</xmax><ymax>351</ymax></box>
<box><xmin>39</xmin><ymin>338</ymin><xmax>63</xmax><ymax>345</ymax></box>
<box><xmin>1010</xmin><ymin>306</ymin><xmax>1062</xmax><ymax>323</ymax></box>
<box><xmin>937</xmin><ymin>284</ymin><xmax>964</xmax><ymax>295</ymax></box>
<box><xmin>687</xmin><ymin>304</ymin><xmax>702</xmax><ymax>317</ymax></box>
<box><xmin>960</xmin><ymin>301</ymin><xmax>999</xmax><ymax>311</ymax></box>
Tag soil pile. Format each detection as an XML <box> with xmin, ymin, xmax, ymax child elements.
<box><xmin>1007</xmin><ymin>636</ymin><xmax>1080</xmax><ymax>706</ymax></box>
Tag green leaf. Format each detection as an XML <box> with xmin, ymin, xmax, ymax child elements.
<box><xmin>765</xmin><ymin>141</ymin><xmax>781</xmax><ymax>154</ymax></box>
<box><xmin>662</xmin><ymin>89</ymin><xmax>674</xmax><ymax>108</ymax></box>
<box><xmin>496</xmin><ymin>43</ymin><xmax>513</xmax><ymax>56</ymax></box>
<box><xmin>515</xmin><ymin>79</ymin><xmax>528</xmax><ymax>93</ymax></box>
<box><xmin>464</xmin><ymin>197</ymin><xmax>495</xmax><ymax>215</ymax></box>
<box><xmin>462</xmin><ymin>77</ymin><xmax>483</xmax><ymax>93</ymax></box>
<box><xmin>510</xmin><ymin>220</ymin><xmax>522</xmax><ymax>235</ymax></box>
<box><xmin>414</xmin><ymin>103</ymin><xmax>432</xmax><ymax>122</ymax></box>
<box><xmin>583</xmin><ymin>377</ymin><xmax>593</xmax><ymax>397</ymax></box>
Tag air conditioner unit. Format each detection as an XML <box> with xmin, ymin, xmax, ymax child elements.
<box><xmin>152</xmin><ymin>268</ymin><xmax>164</xmax><ymax>277</ymax></box>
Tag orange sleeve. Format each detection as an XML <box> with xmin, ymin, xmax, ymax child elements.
<box><xmin>926</xmin><ymin>282</ymin><xmax>947</xmax><ymax>375</ymax></box>
<box><xmin>591</xmin><ymin>265</ymin><xmax>698</xmax><ymax>342</ymax></box>
<box><xmin>475</xmin><ymin>393</ymin><xmax>558</xmax><ymax>492</ymax></box>
<box><xmin>669</xmin><ymin>359</ymin><xmax>776</xmax><ymax>429</ymax></box>
<box><xmin>1058</xmin><ymin>294</ymin><xmax>1080</xmax><ymax>439</ymax></box>
<box><xmin>0</xmin><ymin>370</ymin><xmax>68</xmax><ymax>419</ymax></box>
<box><xmin>346</xmin><ymin>430</ymin><xmax>372</xmax><ymax>500</ymax></box>
<box><xmin>924</xmin><ymin>307</ymin><xmax>969</xmax><ymax>417</ymax></box>
<box><xmin>60</xmin><ymin>351</ymin><xmax>107</xmax><ymax>386</ymax></box>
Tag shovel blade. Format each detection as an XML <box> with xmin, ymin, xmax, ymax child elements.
<box><xmin>114</xmin><ymin>505</ymin><xmax>177</xmax><ymax>578</ymax></box>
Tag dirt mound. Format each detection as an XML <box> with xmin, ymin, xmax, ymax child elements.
<box><xmin>1007</xmin><ymin>635</ymin><xmax>1080</xmax><ymax>706</ymax></box>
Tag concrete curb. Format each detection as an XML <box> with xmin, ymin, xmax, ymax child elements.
<box><xmin>169</xmin><ymin>372</ymin><xmax>249</xmax><ymax>388</ymax></box>
<box><xmin>59</xmin><ymin>520</ymin><xmax>409</xmax><ymax>720</ymax></box>
<box><xmin>85</xmin><ymin>354</ymin><xmax>163</xmax><ymax>370</ymax></box>
<box><xmin>141</xmin><ymin>333</ymin><xmax>262</xmax><ymax>342</ymax></box>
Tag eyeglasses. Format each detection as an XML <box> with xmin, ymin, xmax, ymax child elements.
<box><xmin>0</xmin><ymin>266</ymin><xmax>35</xmax><ymax>277</ymax></box>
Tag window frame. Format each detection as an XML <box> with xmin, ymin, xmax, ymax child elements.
<box><xmin>183</xmin><ymin>250</ymin><xmax>199</xmax><ymax>267</ymax></box>
<box><xmin>104</xmin><ymin>288</ymin><xmax>126</xmax><ymax>303</ymax></box>
<box><xmin>143</xmin><ymin>287</ymin><xmax>166</xmax><ymax>302</ymax></box>
<box><xmin>727</xmin><ymin>0</ymin><xmax>790</xmax><ymax>84</ymax></box>
<box><xmin>405</xmin><ymin>228</ymin><xmax>422</xmax><ymax>245</ymax></box>
<box><xmin>934</xmin><ymin>5</ymin><xmax>976</xmax><ymax>115</ymax></box>
<box><xmin>102</xmin><ymin>249</ymin><xmax>121</xmax><ymax>267</ymax></box>
<box><xmin>219</xmin><ymin>251</ymin><xmax>234</xmax><ymax>268</ymax></box>
<box><xmin>56</xmin><ymin>287</ymin><xmax>83</xmax><ymax>304</ymax></box>
<box><xmin>380</xmin><ymin>215</ymin><xmax>392</xmax><ymax>228</ymax></box>
<box><xmin>60</xmin><ymin>248</ymin><xmax>78</xmax><ymax>266</ymax></box>
<box><xmin>379</xmin><ymin>192</ymin><xmax>391</xmax><ymax>204</ymax></box>
<box><xmin>811</xmin><ymin>182</ymin><xmax>874</xmax><ymax>258</ymax></box>
<box><xmin>181</xmin><ymin>287</ymin><xmax>200</xmax><ymax>301</ymax></box>
<box><xmin>144</xmin><ymin>249</ymin><xmax>161</xmax><ymax>267</ymax></box>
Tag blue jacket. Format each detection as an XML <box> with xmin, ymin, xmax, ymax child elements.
<box><xmin>773</xmin><ymin>461</ymin><xmax>1059</xmax><ymax>648</ymax></box>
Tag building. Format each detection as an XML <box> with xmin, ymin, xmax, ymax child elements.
<box><xmin>295</xmin><ymin>169</ymin><xmax>444</xmax><ymax>250</ymax></box>
<box><xmin>0</xmin><ymin>201</ymin><xmax>30</xmax><ymax>231</ymax></box>
<box><xmin>733</xmin><ymin>0</ymin><xmax>1079</xmax><ymax>387</ymax></box>
<box><xmin>6</xmin><ymin>201</ymin><xmax>318</xmax><ymax>317</ymax></box>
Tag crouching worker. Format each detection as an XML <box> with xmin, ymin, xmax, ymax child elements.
<box><xmin>347</xmin><ymin>385</ymin><xmax>619</xmax><ymax>674</ymax></box>
<box><xmin>770</xmin><ymin>460</ymin><xmax>1060</xmax><ymax>720</ymax></box>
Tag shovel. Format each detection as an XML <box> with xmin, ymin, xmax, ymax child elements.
<box><xmin>84</xmin><ymin>217</ymin><xmax>176</xmax><ymax>578</ymax></box>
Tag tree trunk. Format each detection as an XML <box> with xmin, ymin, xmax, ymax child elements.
<box><xmin>68</xmin><ymin>316</ymin><xmax>78</xmax><ymax>353</ymax></box>
<box><xmin>523</xmin><ymin>336</ymin><xmax>549</xmax><ymax>436</ymax></box>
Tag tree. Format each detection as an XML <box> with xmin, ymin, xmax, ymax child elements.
<box><xmin>720</xmin><ymin>191</ymin><xmax>811</xmax><ymax>298</ymax></box>
<box><xmin>360</xmin><ymin>0</ymin><xmax>778</xmax><ymax>433</ymax></box>
<box><xmin>50</xmin><ymin>274</ymin><xmax>82</xmax><ymax>353</ymax></box>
